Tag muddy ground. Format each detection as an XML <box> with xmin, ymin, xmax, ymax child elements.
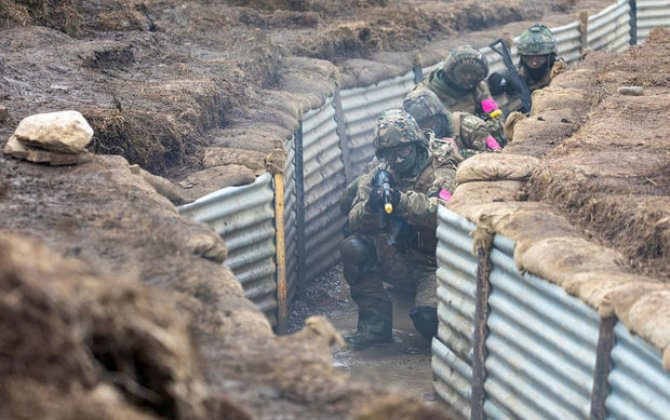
<box><xmin>3</xmin><ymin>0</ymin><xmax>668</xmax><ymax>418</ymax></box>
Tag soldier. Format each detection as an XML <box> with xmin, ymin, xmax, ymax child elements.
<box><xmin>403</xmin><ymin>89</ymin><xmax>504</xmax><ymax>151</ymax></box>
<box><xmin>415</xmin><ymin>45</ymin><xmax>503</xmax><ymax>118</ymax></box>
<box><xmin>340</xmin><ymin>109</ymin><xmax>461</xmax><ymax>349</ymax></box>
<box><xmin>489</xmin><ymin>24</ymin><xmax>566</xmax><ymax>101</ymax></box>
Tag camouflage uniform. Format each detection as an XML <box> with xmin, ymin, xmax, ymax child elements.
<box><xmin>415</xmin><ymin>46</ymin><xmax>493</xmax><ymax>114</ymax></box>
<box><xmin>517</xmin><ymin>24</ymin><xmax>565</xmax><ymax>92</ymax></box>
<box><xmin>403</xmin><ymin>89</ymin><xmax>506</xmax><ymax>151</ymax></box>
<box><xmin>489</xmin><ymin>24</ymin><xmax>566</xmax><ymax>113</ymax></box>
<box><xmin>341</xmin><ymin>110</ymin><xmax>459</xmax><ymax>348</ymax></box>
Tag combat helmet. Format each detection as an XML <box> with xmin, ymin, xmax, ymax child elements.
<box><xmin>517</xmin><ymin>24</ymin><xmax>557</xmax><ymax>55</ymax></box>
<box><xmin>442</xmin><ymin>45</ymin><xmax>489</xmax><ymax>88</ymax></box>
<box><xmin>402</xmin><ymin>89</ymin><xmax>448</xmax><ymax>121</ymax></box>
<box><xmin>373</xmin><ymin>109</ymin><xmax>428</xmax><ymax>158</ymax></box>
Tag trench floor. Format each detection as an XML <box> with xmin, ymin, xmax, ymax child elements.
<box><xmin>288</xmin><ymin>265</ymin><xmax>436</xmax><ymax>402</ymax></box>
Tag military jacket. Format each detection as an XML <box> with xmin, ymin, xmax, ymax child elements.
<box><xmin>415</xmin><ymin>69</ymin><xmax>492</xmax><ymax>115</ymax></box>
<box><xmin>520</xmin><ymin>58</ymin><xmax>566</xmax><ymax>92</ymax></box>
<box><xmin>349</xmin><ymin>146</ymin><xmax>457</xmax><ymax>236</ymax></box>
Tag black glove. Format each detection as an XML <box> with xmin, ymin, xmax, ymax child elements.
<box><xmin>368</xmin><ymin>185</ymin><xmax>400</xmax><ymax>212</ymax></box>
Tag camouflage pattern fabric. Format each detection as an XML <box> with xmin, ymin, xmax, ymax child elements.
<box><xmin>518</xmin><ymin>24</ymin><xmax>557</xmax><ymax>55</ymax></box>
<box><xmin>413</xmin><ymin>45</ymin><xmax>492</xmax><ymax>115</ymax></box>
<box><xmin>519</xmin><ymin>58</ymin><xmax>566</xmax><ymax>92</ymax></box>
<box><xmin>404</xmin><ymin>89</ymin><xmax>505</xmax><ymax>152</ymax></box>
<box><xmin>403</xmin><ymin>89</ymin><xmax>450</xmax><ymax>123</ymax></box>
<box><xmin>442</xmin><ymin>45</ymin><xmax>489</xmax><ymax>85</ymax></box>
<box><xmin>372</xmin><ymin>109</ymin><xmax>428</xmax><ymax>157</ymax></box>
<box><xmin>415</xmin><ymin>75</ymin><xmax>491</xmax><ymax>116</ymax></box>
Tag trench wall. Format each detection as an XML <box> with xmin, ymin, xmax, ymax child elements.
<box><xmin>434</xmin><ymin>207</ymin><xmax>670</xmax><ymax>420</ymax></box>
<box><xmin>179</xmin><ymin>0</ymin><xmax>669</xmax><ymax>330</ymax></box>
<box><xmin>178</xmin><ymin>0</ymin><xmax>670</xmax><ymax>415</ymax></box>
<box><xmin>177</xmin><ymin>0</ymin><xmax>670</xmax><ymax>414</ymax></box>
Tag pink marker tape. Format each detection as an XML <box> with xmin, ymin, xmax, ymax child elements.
<box><xmin>481</xmin><ymin>97</ymin><xmax>499</xmax><ymax>113</ymax></box>
<box><xmin>486</xmin><ymin>135</ymin><xmax>501</xmax><ymax>151</ymax></box>
<box><xmin>439</xmin><ymin>188</ymin><xmax>453</xmax><ymax>202</ymax></box>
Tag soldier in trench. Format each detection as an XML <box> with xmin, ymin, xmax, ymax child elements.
<box><xmin>488</xmin><ymin>23</ymin><xmax>566</xmax><ymax>112</ymax></box>
<box><xmin>339</xmin><ymin>88</ymin><xmax>502</xmax><ymax>225</ymax></box>
<box><xmin>339</xmin><ymin>109</ymin><xmax>464</xmax><ymax>349</ymax></box>
<box><xmin>414</xmin><ymin>45</ymin><xmax>507</xmax><ymax>147</ymax></box>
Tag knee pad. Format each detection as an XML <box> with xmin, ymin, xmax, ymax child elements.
<box><xmin>340</xmin><ymin>234</ymin><xmax>377</xmax><ymax>284</ymax></box>
<box><xmin>409</xmin><ymin>305</ymin><xmax>438</xmax><ymax>340</ymax></box>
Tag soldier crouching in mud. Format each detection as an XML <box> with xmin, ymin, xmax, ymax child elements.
<box><xmin>339</xmin><ymin>109</ymin><xmax>462</xmax><ymax>350</ymax></box>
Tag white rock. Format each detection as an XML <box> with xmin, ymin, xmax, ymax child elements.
<box><xmin>13</xmin><ymin>110</ymin><xmax>93</xmax><ymax>154</ymax></box>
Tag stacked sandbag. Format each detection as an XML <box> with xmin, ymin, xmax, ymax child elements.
<box><xmin>445</xmin><ymin>33</ymin><xmax>670</xmax><ymax>375</ymax></box>
<box><xmin>450</xmin><ymin>152</ymin><xmax>539</xmax><ymax>207</ymax></box>
<box><xmin>503</xmin><ymin>57</ymin><xmax>603</xmax><ymax>158</ymax></box>
<box><xmin>179</xmin><ymin>57</ymin><xmax>339</xmax><ymax>202</ymax></box>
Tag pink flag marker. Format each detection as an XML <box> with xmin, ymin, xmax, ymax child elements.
<box><xmin>439</xmin><ymin>188</ymin><xmax>453</xmax><ymax>202</ymax></box>
<box><xmin>486</xmin><ymin>135</ymin><xmax>501</xmax><ymax>150</ymax></box>
<box><xmin>481</xmin><ymin>97</ymin><xmax>499</xmax><ymax>113</ymax></box>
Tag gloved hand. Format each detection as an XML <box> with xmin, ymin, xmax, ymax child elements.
<box><xmin>481</xmin><ymin>97</ymin><xmax>503</xmax><ymax>119</ymax></box>
<box><xmin>368</xmin><ymin>184</ymin><xmax>400</xmax><ymax>213</ymax></box>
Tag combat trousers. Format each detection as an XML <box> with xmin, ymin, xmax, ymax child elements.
<box><xmin>344</xmin><ymin>233</ymin><xmax>438</xmax><ymax>336</ymax></box>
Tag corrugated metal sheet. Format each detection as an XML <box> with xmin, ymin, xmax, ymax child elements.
<box><xmin>283</xmin><ymin>135</ymin><xmax>299</xmax><ymax>307</ymax></box>
<box><xmin>339</xmin><ymin>70</ymin><xmax>416</xmax><ymax>178</ymax></box>
<box><xmin>178</xmin><ymin>173</ymin><xmax>278</xmax><ymax>324</ymax></box>
<box><xmin>605</xmin><ymin>322</ymin><xmax>670</xmax><ymax>419</ymax></box>
<box><xmin>554</xmin><ymin>21</ymin><xmax>583</xmax><ymax>63</ymax></box>
<box><xmin>483</xmin><ymin>235</ymin><xmax>599</xmax><ymax>419</ymax></box>
<box><xmin>301</xmin><ymin>99</ymin><xmax>347</xmax><ymax>281</ymax></box>
<box><xmin>433</xmin><ymin>206</ymin><xmax>478</xmax><ymax>418</ymax></box>
<box><xmin>588</xmin><ymin>0</ymin><xmax>631</xmax><ymax>52</ymax></box>
<box><xmin>433</xmin><ymin>337</ymin><xmax>472</xmax><ymax>420</ymax></box>
<box><xmin>637</xmin><ymin>0</ymin><xmax>670</xmax><ymax>42</ymax></box>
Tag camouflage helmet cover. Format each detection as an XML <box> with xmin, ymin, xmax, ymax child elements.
<box><xmin>518</xmin><ymin>24</ymin><xmax>557</xmax><ymax>55</ymax></box>
<box><xmin>442</xmin><ymin>45</ymin><xmax>489</xmax><ymax>86</ymax></box>
<box><xmin>402</xmin><ymin>89</ymin><xmax>448</xmax><ymax>122</ymax></box>
<box><xmin>373</xmin><ymin>109</ymin><xmax>428</xmax><ymax>157</ymax></box>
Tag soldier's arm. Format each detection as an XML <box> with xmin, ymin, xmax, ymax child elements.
<box><xmin>396</xmin><ymin>164</ymin><xmax>457</xmax><ymax>229</ymax></box>
<box><xmin>454</xmin><ymin>112</ymin><xmax>502</xmax><ymax>152</ymax></box>
<box><xmin>550</xmin><ymin>58</ymin><xmax>566</xmax><ymax>79</ymax></box>
<box><xmin>347</xmin><ymin>172</ymin><xmax>380</xmax><ymax>233</ymax></box>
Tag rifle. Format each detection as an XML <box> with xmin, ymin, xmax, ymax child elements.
<box><xmin>372</xmin><ymin>169</ymin><xmax>409</xmax><ymax>247</ymax></box>
<box><xmin>489</xmin><ymin>38</ymin><xmax>532</xmax><ymax>114</ymax></box>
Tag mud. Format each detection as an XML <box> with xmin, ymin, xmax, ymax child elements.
<box><xmin>289</xmin><ymin>265</ymin><xmax>439</xmax><ymax>405</ymax></box>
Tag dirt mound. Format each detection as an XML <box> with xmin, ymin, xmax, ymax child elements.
<box><xmin>0</xmin><ymin>232</ymin><xmax>207</xmax><ymax>419</ymax></box>
<box><xmin>0</xmin><ymin>0</ymin><xmax>82</xmax><ymax>34</ymax></box>
<box><xmin>0</xmin><ymin>0</ymin><xmax>587</xmax><ymax>183</ymax></box>
<box><xmin>527</xmin><ymin>28</ymin><xmax>670</xmax><ymax>279</ymax></box>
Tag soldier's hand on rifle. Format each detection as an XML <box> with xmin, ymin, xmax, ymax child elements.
<box><xmin>368</xmin><ymin>169</ymin><xmax>400</xmax><ymax>214</ymax></box>
<box><xmin>368</xmin><ymin>183</ymin><xmax>400</xmax><ymax>212</ymax></box>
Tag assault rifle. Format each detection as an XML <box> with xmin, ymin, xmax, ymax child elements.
<box><xmin>489</xmin><ymin>38</ymin><xmax>532</xmax><ymax>115</ymax></box>
<box><xmin>372</xmin><ymin>169</ymin><xmax>408</xmax><ymax>247</ymax></box>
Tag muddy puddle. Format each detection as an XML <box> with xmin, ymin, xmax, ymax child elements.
<box><xmin>288</xmin><ymin>265</ymin><xmax>436</xmax><ymax>402</ymax></box>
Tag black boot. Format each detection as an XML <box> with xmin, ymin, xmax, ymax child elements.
<box><xmin>345</xmin><ymin>300</ymin><xmax>393</xmax><ymax>350</ymax></box>
<box><xmin>409</xmin><ymin>305</ymin><xmax>438</xmax><ymax>339</ymax></box>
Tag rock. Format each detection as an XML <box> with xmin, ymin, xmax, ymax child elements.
<box><xmin>3</xmin><ymin>135</ymin><xmax>93</xmax><ymax>165</ymax></box>
<box><xmin>617</xmin><ymin>86</ymin><xmax>645</xmax><ymax>96</ymax></box>
<box><xmin>13</xmin><ymin>110</ymin><xmax>93</xmax><ymax>154</ymax></box>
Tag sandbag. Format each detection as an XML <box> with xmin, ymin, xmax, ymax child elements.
<box><xmin>455</xmin><ymin>153</ymin><xmax>539</xmax><ymax>184</ymax></box>
<box><xmin>518</xmin><ymin>236</ymin><xmax>627</xmax><ymax>287</ymax></box>
<box><xmin>451</xmin><ymin>180</ymin><xmax>523</xmax><ymax>205</ymax></box>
